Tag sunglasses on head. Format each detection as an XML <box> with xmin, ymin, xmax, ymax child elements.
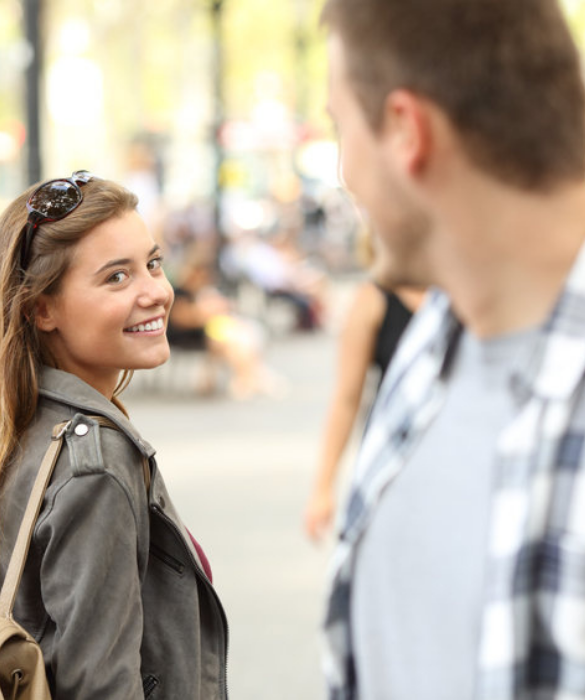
<box><xmin>19</xmin><ymin>170</ymin><xmax>97</xmax><ymax>271</ymax></box>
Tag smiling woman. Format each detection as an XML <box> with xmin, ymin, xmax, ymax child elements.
<box><xmin>0</xmin><ymin>174</ymin><xmax>229</xmax><ymax>700</ymax></box>
<box><xmin>34</xmin><ymin>210</ymin><xmax>173</xmax><ymax>397</ymax></box>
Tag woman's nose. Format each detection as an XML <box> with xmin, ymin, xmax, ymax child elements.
<box><xmin>138</xmin><ymin>273</ymin><xmax>173</xmax><ymax>308</ymax></box>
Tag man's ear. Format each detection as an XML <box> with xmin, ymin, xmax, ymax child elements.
<box><xmin>382</xmin><ymin>89</ymin><xmax>432</xmax><ymax>174</ymax></box>
<box><xmin>34</xmin><ymin>295</ymin><xmax>57</xmax><ymax>332</ymax></box>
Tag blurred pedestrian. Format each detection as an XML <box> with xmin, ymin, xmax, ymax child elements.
<box><xmin>221</xmin><ymin>230</ymin><xmax>327</xmax><ymax>331</ymax></box>
<box><xmin>169</xmin><ymin>243</ymin><xmax>287</xmax><ymax>399</ymax></box>
<box><xmin>321</xmin><ymin>1</ymin><xmax>585</xmax><ymax>698</ymax></box>
<box><xmin>304</xmin><ymin>231</ymin><xmax>425</xmax><ymax>542</ymax></box>
<box><xmin>0</xmin><ymin>172</ymin><xmax>228</xmax><ymax>699</ymax></box>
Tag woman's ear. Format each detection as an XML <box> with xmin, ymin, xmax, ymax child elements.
<box><xmin>34</xmin><ymin>295</ymin><xmax>57</xmax><ymax>332</ymax></box>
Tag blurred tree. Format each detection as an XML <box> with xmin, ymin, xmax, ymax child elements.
<box><xmin>224</xmin><ymin>0</ymin><xmax>327</xmax><ymax>129</ymax></box>
<box><xmin>23</xmin><ymin>0</ymin><xmax>43</xmax><ymax>182</ymax></box>
<box><xmin>0</xmin><ymin>2</ymin><xmax>26</xmax><ymax>125</ymax></box>
<box><xmin>39</xmin><ymin>0</ymin><xmax>328</xmax><ymax>189</ymax></box>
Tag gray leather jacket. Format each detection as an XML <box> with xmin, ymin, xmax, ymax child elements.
<box><xmin>0</xmin><ymin>368</ymin><xmax>228</xmax><ymax>700</ymax></box>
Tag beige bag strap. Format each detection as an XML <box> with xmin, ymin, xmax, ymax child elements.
<box><xmin>0</xmin><ymin>421</ymin><xmax>69</xmax><ymax>619</ymax></box>
<box><xmin>0</xmin><ymin>416</ymin><xmax>150</xmax><ymax>620</ymax></box>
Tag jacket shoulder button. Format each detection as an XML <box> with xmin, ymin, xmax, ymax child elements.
<box><xmin>74</xmin><ymin>423</ymin><xmax>89</xmax><ymax>436</ymax></box>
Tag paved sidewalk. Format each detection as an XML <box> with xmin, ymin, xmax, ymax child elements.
<box><xmin>125</xmin><ymin>324</ymin><xmax>360</xmax><ymax>700</ymax></box>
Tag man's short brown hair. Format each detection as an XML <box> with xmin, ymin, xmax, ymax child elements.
<box><xmin>322</xmin><ymin>0</ymin><xmax>585</xmax><ymax>190</ymax></box>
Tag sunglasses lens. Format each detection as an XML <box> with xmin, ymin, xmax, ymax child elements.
<box><xmin>72</xmin><ymin>170</ymin><xmax>95</xmax><ymax>184</ymax></box>
<box><xmin>28</xmin><ymin>180</ymin><xmax>82</xmax><ymax>219</ymax></box>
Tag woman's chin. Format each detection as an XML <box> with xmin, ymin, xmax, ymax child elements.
<box><xmin>132</xmin><ymin>346</ymin><xmax>172</xmax><ymax>371</ymax></box>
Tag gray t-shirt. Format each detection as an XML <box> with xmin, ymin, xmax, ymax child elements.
<box><xmin>351</xmin><ymin>326</ymin><xmax>536</xmax><ymax>700</ymax></box>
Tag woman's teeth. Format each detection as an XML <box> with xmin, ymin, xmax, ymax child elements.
<box><xmin>126</xmin><ymin>318</ymin><xmax>164</xmax><ymax>333</ymax></box>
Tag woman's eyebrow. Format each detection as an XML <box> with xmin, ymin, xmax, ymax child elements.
<box><xmin>94</xmin><ymin>245</ymin><xmax>161</xmax><ymax>276</ymax></box>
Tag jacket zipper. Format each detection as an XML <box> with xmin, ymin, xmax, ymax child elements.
<box><xmin>150</xmin><ymin>503</ymin><xmax>230</xmax><ymax>700</ymax></box>
<box><xmin>143</xmin><ymin>674</ymin><xmax>159</xmax><ymax>698</ymax></box>
<box><xmin>150</xmin><ymin>542</ymin><xmax>185</xmax><ymax>575</ymax></box>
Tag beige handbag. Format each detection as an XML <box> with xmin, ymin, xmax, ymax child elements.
<box><xmin>0</xmin><ymin>416</ymin><xmax>148</xmax><ymax>700</ymax></box>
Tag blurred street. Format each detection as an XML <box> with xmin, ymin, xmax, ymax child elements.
<box><xmin>124</xmin><ymin>283</ymin><xmax>361</xmax><ymax>700</ymax></box>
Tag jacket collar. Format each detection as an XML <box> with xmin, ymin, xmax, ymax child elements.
<box><xmin>39</xmin><ymin>367</ymin><xmax>156</xmax><ymax>458</ymax></box>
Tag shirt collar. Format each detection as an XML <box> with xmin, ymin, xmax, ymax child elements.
<box><xmin>427</xmin><ymin>240</ymin><xmax>585</xmax><ymax>402</ymax></box>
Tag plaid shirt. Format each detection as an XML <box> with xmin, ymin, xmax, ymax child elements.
<box><xmin>323</xmin><ymin>242</ymin><xmax>585</xmax><ymax>700</ymax></box>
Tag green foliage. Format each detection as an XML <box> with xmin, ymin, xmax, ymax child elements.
<box><xmin>0</xmin><ymin>2</ymin><xmax>25</xmax><ymax>125</ymax></box>
<box><xmin>223</xmin><ymin>0</ymin><xmax>327</xmax><ymax>127</ymax></box>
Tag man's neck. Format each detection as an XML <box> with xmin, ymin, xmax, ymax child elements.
<box><xmin>430</xmin><ymin>178</ymin><xmax>585</xmax><ymax>338</ymax></box>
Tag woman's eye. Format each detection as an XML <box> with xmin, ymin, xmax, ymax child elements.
<box><xmin>148</xmin><ymin>256</ymin><xmax>163</xmax><ymax>272</ymax></box>
<box><xmin>108</xmin><ymin>270</ymin><xmax>128</xmax><ymax>285</ymax></box>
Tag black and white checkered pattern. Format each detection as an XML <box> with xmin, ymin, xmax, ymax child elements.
<box><xmin>323</xmin><ymin>245</ymin><xmax>585</xmax><ymax>699</ymax></box>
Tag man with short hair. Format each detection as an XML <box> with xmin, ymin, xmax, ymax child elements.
<box><xmin>321</xmin><ymin>1</ymin><xmax>585</xmax><ymax>698</ymax></box>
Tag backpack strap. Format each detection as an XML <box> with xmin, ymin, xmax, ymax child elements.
<box><xmin>0</xmin><ymin>416</ymin><xmax>150</xmax><ymax>619</ymax></box>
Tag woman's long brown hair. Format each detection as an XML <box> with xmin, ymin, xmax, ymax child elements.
<box><xmin>0</xmin><ymin>178</ymin><xmax>138</xmax><ymax>479</ymax></box>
